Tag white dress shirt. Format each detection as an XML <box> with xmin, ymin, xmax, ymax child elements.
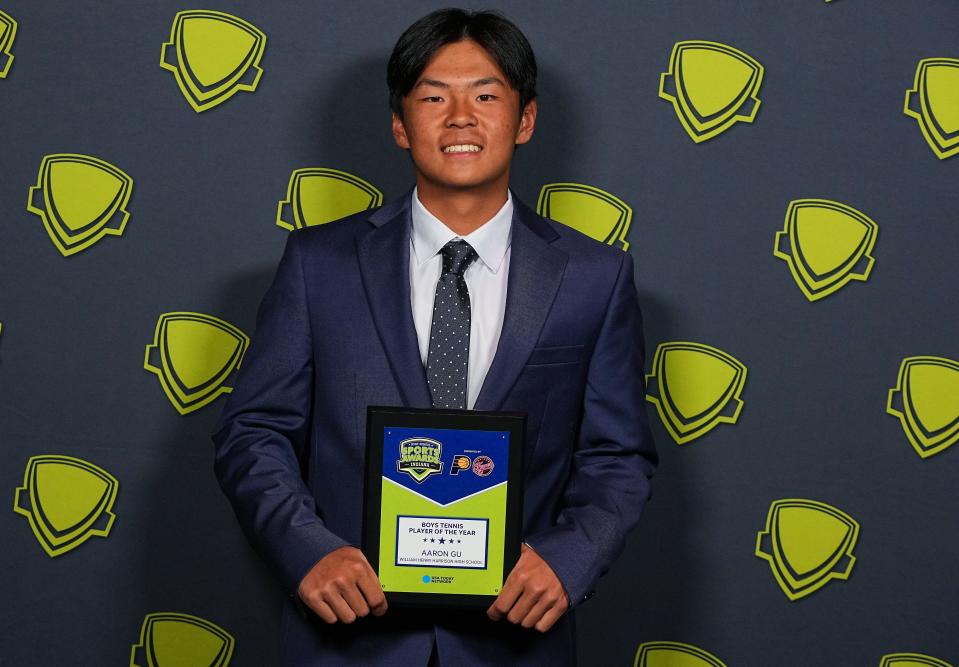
<box><xmin>409</xmin><ymin>188</ymin><xmax>513</xmax><ymax>409</ymax></box>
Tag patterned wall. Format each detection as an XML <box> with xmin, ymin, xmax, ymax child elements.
<box><xmin>1</xmin><ymin>2</ymin><xmax>956</xmax><ymax>665</ymax></box>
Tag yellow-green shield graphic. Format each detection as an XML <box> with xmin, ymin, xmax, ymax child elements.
<box><xmin>634</xmin><ymin>641</ymin><xmax>727</xmax><ymax>667</ymax></box>
<box><xmin>645</xmin><ymin>342</ymin><xmax>747</xmax><ymax>444</ymax></box>
<box><xmin>774</xmin><ymin>199</ymin><xmax>878</xmax><ymax>301</ymax></box>
<box><xmin>904</xmin><ymin>58</ymin><xmax>959</xmax><ymax>160</ymax></box>
<box><xmin>276</xmin><ymin>168</ymin><xmax>383</xmax><ymax>231</ymax></box>
<box><xmin>880</xmin><ymin>653</ymin><xmax>955</xmax><ymax>667</ymax></box>
<box><xmin>26</xmin><ymin>153</ymin><xmax>133</xmax><ymax>257</ymax></box>
<box><xmin>755</xmin><ymin>498</ymin><xmax>859</xmax><ymax>601</ymax></box>
<box><xmin>0</xmin><ymin>9</ymin><xmax>17</xmax><ymax>78</ymax></box>
<box><xmin>887</xmin><ymin>356</ymin><xmax>959</xmax><ymax>459</ymax></box>
<box><xmin>13</xmin><ymin>455</ymin><xmax>118</xmax><ymax>558</ymax></box>
<box><xmin>160</xmin><ymin>10</ymin><xmax>266</xmax><ymax>112</ymax></box>
<box><xmin>130</xmin><ymin>612</ymin><xmax>234</xmax><ymax>667</ymax></box>
<box><xmin>144</xmin><ymin>312</ymin><xmax>249</xmax><ymax>415</ymax></box>
<box><xmin>536</xmin><ymin>183</ymin><xmax>632</xmax><ymax>250</ymax></box>
<box><xmin>659</xmin><ymin>40</ymin><xmax>763</xmax><ymax>143</ymax></box>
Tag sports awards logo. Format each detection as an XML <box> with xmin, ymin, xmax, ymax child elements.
<box><xmin>160</xmin><ymin>10</ymin><xmax>266</xmax><ymax>112</ymax></box>
<box><xmin>904</xmin><ymin>58</ymin><xmax>959</xmax><ymax>160</ymax></box>
<box><xmin>14</xmin><ymin>455</ymin><xmax>118</xmax><ymax>557</ymax></box>
<box><xmin>659</xmin><ymin>40</ymin><xmax>764</xmax><ymax>143</ymax></box>
<box><xmin>887</xmin><ymin>356</ymin><xmax>959</xmax><ymax>459</ymax></box>
<box><xmin>634</xmin><ymin>641</ymin><xmax>727</xmax><ymax>667</ymax></box>
<box><xmin>130</xmin><ymin>612</ymin><xmax>234</xmax><ymax>667</ymax></box>
<box><xmin>144</xmin><ymin>312</ymin><xmax>250</xmax><ymax>415</ymax></box>
<box><xmin>0</xmin><ymin>9</ymin><xmax>16</xmax><ymax>78</ymax></box>
<box><xmin>755</xmin><ymin>498</ymin><xmax>859</xmax><ymax>601</ymax></box>
<box><xmin>536</xmin><ymin>183</ymin><xmax>632</xmax><ymax>250</ymax></box>
<box><xmin>276</xmin><ymin>168</ymin><xmax>383</xmax><ymax>231</ymax></box>
<box><xmin>774</xmin><ymin>199</ymin><xmax>878</xmax><ymax>301</ymax></box>
<box><xmin>396</xmin><ymin>437</ymin><xmax>443</xmax><ymax>483</ymax></box>
<box><xmin>645</xmin><ymin>342</ymin><xmax>747</xmax><ymax>444</ymax></box>
<box><xmin>27</xmin><ymin>154</ymin><xmax>133</xmax><ymax>256</ymax></box>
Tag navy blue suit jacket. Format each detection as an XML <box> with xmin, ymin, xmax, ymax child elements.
<box><xmin>212</xmin><ymin>192</ymin><xmax>657</xmax><ymax>666</ymax></box>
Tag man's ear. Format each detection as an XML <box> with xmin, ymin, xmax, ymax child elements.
<box><xmin>515</xmin><ymin>99</ymin><xmax>538</xmax><ymax>146</ymax></box>
<box><xmin>392</xmin><ymin>112</ymin><xmax>411</xmax><ymax>149</ymax></box>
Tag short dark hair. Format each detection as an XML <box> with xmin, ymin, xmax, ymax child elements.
<box><xmin>387</xmin><ymin>8</ymin><xmax>538</xmax><ymax>118</ymax></box>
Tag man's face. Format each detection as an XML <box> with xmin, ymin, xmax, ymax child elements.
<box><xmin>391</xmin><ymin>39</ymin><xmax>536</xmax><ymax>194</ymax></box>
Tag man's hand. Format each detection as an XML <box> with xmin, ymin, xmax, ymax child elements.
<box><xmin>297</xmin><ymin>546</ymin><xmax>388</xmax><ymax>624</ymax></box>
<box><xmin>487</xmin><ymin>543</ymin><xmax>569</xmax><ymax>632</ymax></box>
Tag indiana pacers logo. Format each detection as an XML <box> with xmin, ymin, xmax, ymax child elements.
<box><xmin>645</xmin><ymin>342</ymin><xmax>746</xmax><ymax>444</ymax></box>
<box><xmin>880</xmin><ymin>653</ymin><xmax>954</xmax><ymax>667</ymax></box>
<box><xmin>904</xmin><ymin>58</ymin><xmax>959</xmax><ymax>160</ymax></box>
<box><xmin>160</xmin><ymin>10</ymin><xmax>266</xmax><ymax>112</ymax></box>
<box><xmin>396</xmin><ymin>437</ymin><xmax>443</xmax><ymax>483</ymax></box>
<box><xmin>755</xmin><ymin>498</ymin><xmax>859</xmax><ymax>601</ymax></box>
<box><xmin>131</xmin><ymin>612</ymin><xmax>234</xmax><ymax>667</ymax></box>
<box><xmin>774</xmin><ymin>199</ymin><xmax>878</xmax><ymax>301</ymax></box>
<box><xmin>887</xmin><ymin>356</ymin><xmax>959</xmax><ymax>459</ymax></box>
<box><xmin>659</xmin><ymin>40</ymin><xmax>763</xmax><ymax>143</ymax></box>
<box><xmin>536</xmin><ymin>183</ymin><xmax>632</xmax><ymax>250</ymax></box>
<box><xmin>0</xmin><ymin>9</ymin><xmax>16</xmax><ymax>78</ymax></box>
<box><xmin>144</xmin><ymin>312</ymin><xmax>249</xmax><ymax>415</ymax></box>
<box><xmin>276</xmin><ymin>168</ymin><xmax>383</xmax><ymax>231</ymax></box>
<box><xmin>634</xmin><ymin>641</ymin><xmax>727</xmax><ymax>667</ymax></box>
<box><xmin>27</xmin><ymin>153</ymin><xmax>133</xmax><ymax>256</ymax></box>
<box><xmin>13</xmin><ymin>455</ymin><xmax>118</xmax><ymax>558</ymax></box>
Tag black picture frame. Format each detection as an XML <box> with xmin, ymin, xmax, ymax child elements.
<box><xmin>362</xmin><ymin>405</ymin><xmax>526</xmax><ymax>609</ymax></box>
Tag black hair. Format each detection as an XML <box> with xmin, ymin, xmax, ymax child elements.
<box><xmin>387</xmin><ymin>8</ymin><xmax>538</xmax><ymax>118</ymax></box>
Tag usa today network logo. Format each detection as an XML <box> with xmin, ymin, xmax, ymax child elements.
<box><xmin>422</xmin><ymin>575</ymin><xmax>455</xmax><ymax>584</ymax></box>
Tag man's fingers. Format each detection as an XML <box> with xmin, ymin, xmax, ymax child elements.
<box><xmin>519</xmin><ymin>593</ymin><xmax>555</xmax><ymax>629</ymax></box>
<box><xmin>354</xmin><ymin>555</ymin><xmax>388</xmax><ymax>616</ymax></box>
<box><xmin>506</xmin><ymin>585</ymin><xmax>543</xmax><ymax>624</ymax></box>
<box><xmin>534</xmin><ymin>602</ymin><xmax>566</xmax><ymax>633</ymax></box>
<box><xmin>308</xmin><ymin>598</ymin><xmax>338</xmax><ymax>624</ymax></box>
<box><xmin>487</xmin><ymin>571</ymin><xmax>524</xmax><ymax>620</ymax></box>
<box><xmin>325</xmin><ymin>591</ymin><xmax>358</xmax><ymax>623</ymax></box>
<box><xmin>340</xmin><ymin>582</ymin><xmax>371</xmax><ymax>619</ymax></box>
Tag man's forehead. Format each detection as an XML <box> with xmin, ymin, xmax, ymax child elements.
<box><xmin>416</xmin><ymin>39</ymin><xmax>510</xmax><ymax>86</ymax></box>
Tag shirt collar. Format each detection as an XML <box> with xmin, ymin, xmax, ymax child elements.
<box><xmin>410</xmin><ymin>187</ymin><xmax>513</xmax><ymax>274</ymax></box>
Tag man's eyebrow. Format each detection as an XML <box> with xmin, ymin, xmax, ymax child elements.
<box><xmin>471</xmin><ymin>77</ymin><xmax>506</xmax><ymax>88</ymax></box>
<box><xmin>413</xmin><ymin>76</ymin><xmax>506</xmax><ymax>89</ymax></box>
<box><xmin>415</xmin><ymin>78</ymin><xmax>450</xmax><ymax>89</ymax></box>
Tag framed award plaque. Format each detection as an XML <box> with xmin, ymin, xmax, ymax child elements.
<box><xmin>362</xmin><ymin>406</ymin><xmax>525</xmax><ymax>608</ymax></box>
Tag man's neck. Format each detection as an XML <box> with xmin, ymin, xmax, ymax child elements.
<box><xmin>415</xmin><ymin>181</ymin><xmax>510</xmax><ymax>236</ymax></box>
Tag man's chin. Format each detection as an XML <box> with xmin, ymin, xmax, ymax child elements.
<box><xmin>413</xmin><ymin>171</ymin><xmax>508</xmax><ymax>195</ymax></box>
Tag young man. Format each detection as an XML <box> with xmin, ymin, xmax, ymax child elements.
<box><xmin>212</xmin><ymin>9</ymin><xmax>657</xmax><ymax>666</ymax></box>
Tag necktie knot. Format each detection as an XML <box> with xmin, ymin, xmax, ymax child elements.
<box><xmin>441</xmin><ymin>240</ymin><xmax>478</xmax><ymax>277</ymax></box>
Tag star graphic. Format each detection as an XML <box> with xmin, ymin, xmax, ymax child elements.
<box><xmin>439</xmin><ymin>537</ymin><xmax>446</xmax><ymax>544</ymax></box>
<box><xmin>430</xmin><ymin>538</ymin><xmax>435</xmax><ymax>543</ymax></box>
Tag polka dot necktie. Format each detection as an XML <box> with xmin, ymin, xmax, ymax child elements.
<box><xmin>426</xmin><ymin>239</ymin><xmax>479</xmax><ymax>409</ymax></box>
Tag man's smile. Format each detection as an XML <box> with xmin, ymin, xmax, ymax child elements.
<box><xmin>441</xmin><ymin>143</ymin><xmax>483</xmax><ymax>153</ymax></box>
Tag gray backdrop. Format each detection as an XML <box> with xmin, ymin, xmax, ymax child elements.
<box><xmin>1</xmin><ymin>1</ymin><xmax>957</xmax><ymax>665</ymax></box>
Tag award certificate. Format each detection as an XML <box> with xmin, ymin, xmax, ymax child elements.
<box><xmin>362</xmin><ymin>406</ymin><xmax>525</xmax><ymax>608</ymax></box>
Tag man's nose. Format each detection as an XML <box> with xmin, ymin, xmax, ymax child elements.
<box><xmin>445</xmin><ymin>95</ymin><xmax>477</xmax><ymax>127</ymax></box>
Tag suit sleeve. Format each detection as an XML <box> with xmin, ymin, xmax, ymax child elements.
<box><xmin>523</xmin><ymin>250</ymin><xmax>658</xmax><ymax>607</ymax></box>
<box><xmin>211</xmin><ymin>231</ymin><xmax>350</xmax><ymax>596</ymax></box>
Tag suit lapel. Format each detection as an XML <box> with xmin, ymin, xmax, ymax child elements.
<box><xmin>474</xmin><ymin>198</ymin><xmax>568</xmax><ymax>411</ymax></box>
<box><xmin>356</xmin><ymin>192</ymin><xmax>433</xmax><ymax>408</ymax></box>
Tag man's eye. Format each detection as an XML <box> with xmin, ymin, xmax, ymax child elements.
<box><xmin>422</xmin><ymin>96</ymin><xmax>443</xmax><ymax>103</ymax></box>
<box><xmin>477</xmin><ymin>94</ymin><xmax>497</xmax><ymax>102</ymax></box>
